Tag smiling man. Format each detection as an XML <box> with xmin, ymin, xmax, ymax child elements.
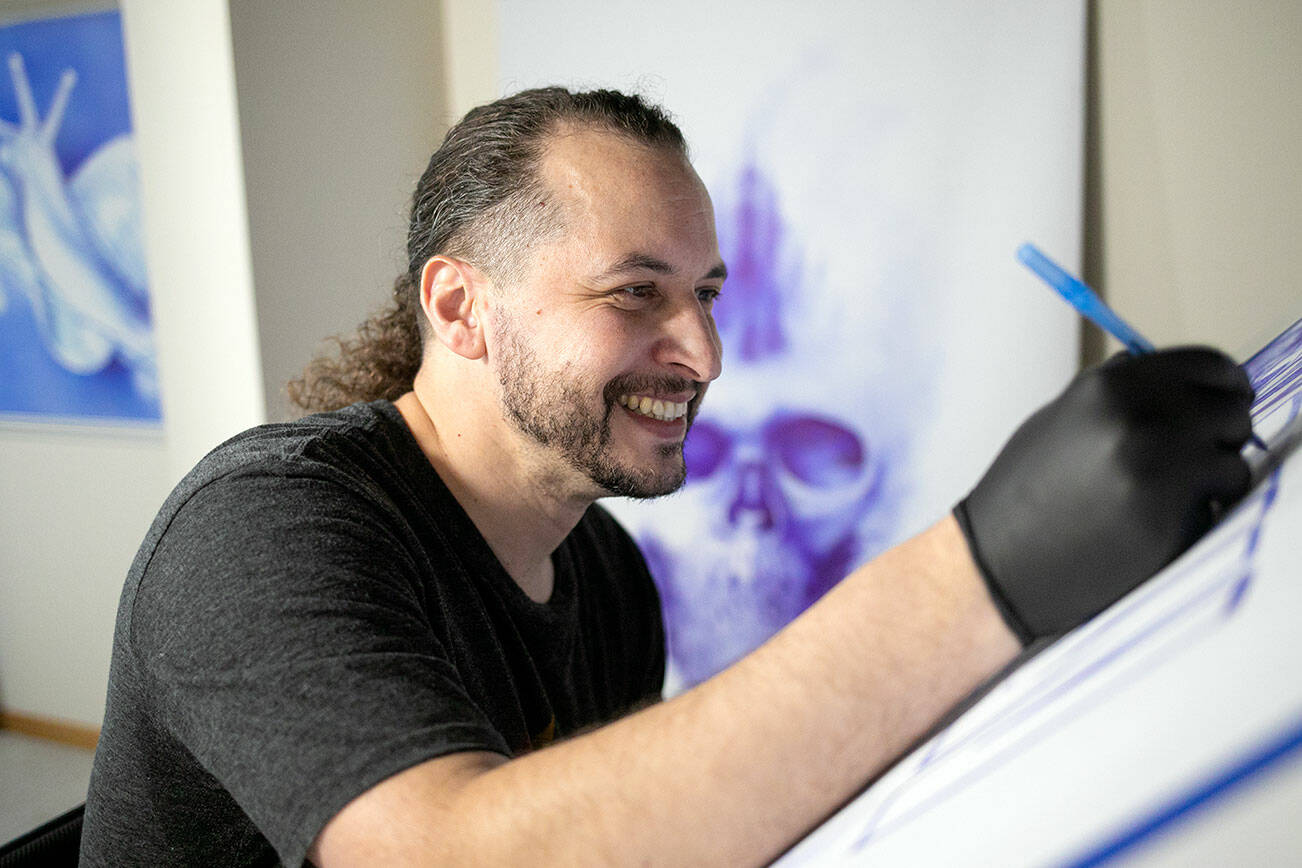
<box><xmin>82</xmin><ymin>88</ymin><xmax>1254</xmax><ymax>866</ymax></box>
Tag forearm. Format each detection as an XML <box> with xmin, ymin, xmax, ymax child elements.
<box><xmin>436</xmin><ymin>515</ymin><xmax>1019</xmax><ymax>865</ymax></box>
<box><xmin>323</xmin><ymin>346</ymin><xmax>1252</xmax><ymax>865</ymax></box>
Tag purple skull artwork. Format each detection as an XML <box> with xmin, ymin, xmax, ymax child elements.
<box><xmin>632</xmin><ymin>156</ymin><xmax>913</xmax><ymax>691</ymax></box>
<box><xmin>640</xmin><ymin>408</ymin><xmax>884</xmax><ymax>687</ymax></box>
<box><xmin>497</xmin><ymin>1</ymin><xmax>1085</xmax><ymax>705</ymax></box>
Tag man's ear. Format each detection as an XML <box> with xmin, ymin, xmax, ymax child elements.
<box><xmin>419</xmin><ymin>255</ymin><xmax>488</xmax><ymax>360</ymax></box>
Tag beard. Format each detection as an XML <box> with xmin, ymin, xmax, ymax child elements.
<box><xmin>493</xmin><ymin>310</ymin><xmax>697</xmax><ymax>498</ymax></box>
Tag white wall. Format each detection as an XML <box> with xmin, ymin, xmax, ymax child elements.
<box><xmin>0</xmin><ymin>0</ymin><xmax>445</xmax><ymax>727</ymax></box>
<box><xmin>0</xmin><ymin>424</ymin><xmax>169</xmax><ymax>724</ymax></box>
<box><xmin>122</xmin><ymin>0</ymin><xmax>266</xmax><ymax>480</ymax></box>
<box><xmin>0</xmin><ymin>0</ymin><xmax>263</xmax><ymax>726</ymax></box>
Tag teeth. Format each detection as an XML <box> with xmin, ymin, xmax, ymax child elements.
<box><xmin>619</xmin><ymin>394</ymin><xmax>689</xmax><ymax>421</ymax></box>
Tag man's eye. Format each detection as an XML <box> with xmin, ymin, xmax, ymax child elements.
<box><xmin>697</xmin><ymin>287</ymin><xmax>721</xmax><ymax>306</ymax></box>
<box><xmin>614</xmin><ymin>285</ymin><xmax>657</xmax><ymax>306</ymax></box>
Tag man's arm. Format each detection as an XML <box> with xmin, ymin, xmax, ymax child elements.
<box><xmin>311</xmin><ymin>347</ymin><xmax>1255</xmax><ymax>866</ymax></box>
<box><xmin>310</xmin><ymin>514</ymin><xmax>1018</xmax><ymax>866</ymax></box>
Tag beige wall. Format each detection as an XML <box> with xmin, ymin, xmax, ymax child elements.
<box><xmin>439</xmin><ymin>0</ymin><xmax>498</xmax><ymax>123</ymax></box>
<box><xmin>1087</xmin><ymin>0</ymin><xmax>1302</xmax><ymax>364</ymax></box>
<box><xmin>228</xmin><ymin>0</ymin><xmax>446</xmax><ymax>421</ymax></box>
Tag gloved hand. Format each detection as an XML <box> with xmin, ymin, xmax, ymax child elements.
<box><xmin>954</xmin><ymin>347</ymin><xmax>1254</xmax><ymax>644</ymax></box>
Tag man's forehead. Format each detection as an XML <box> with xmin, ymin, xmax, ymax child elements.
<box><xmin>534</xmin><ymin>125</ymin><xmax>722</xmax><ymax>277</ymax></box>
<box><xmin>539</xmin><ymin>125</ymin><xmax>704</xmax><ymax>206</ymax></box>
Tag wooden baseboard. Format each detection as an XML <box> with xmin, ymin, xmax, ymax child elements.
<box><xmin>0</xmin><ymin>710</ymin><xmax>100</xmax><ymax>751</ymax></box>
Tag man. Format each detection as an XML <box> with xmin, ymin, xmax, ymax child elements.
<box><xmin>82</xmin><ymin>88</ymin><xmax>1253</xmax><ymax>865</ymax></box>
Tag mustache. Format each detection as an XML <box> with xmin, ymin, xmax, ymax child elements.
<box><xmin>602</xmin><ymin>373</ymin><xmax>700</xmax><ymax>405</ymax></box>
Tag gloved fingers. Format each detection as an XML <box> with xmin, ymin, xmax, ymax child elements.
<box><xmin>1108</xmin><ymin>357</ymin><xmax>1254</xmax><ymax>440</ymax></box>
<box><xmin>1119</xmin><ymin>397</ymin><xmax>1253</xmax><ymax>459</ymax></box>
<box><xmin>1210</xmin><ymin>405</ymin><xmax>1256</xmax><ymax>450</ymax></box>
<box><xmin>1208</xmin><ymin>450</ymin><xmax>1253</xmax><ymax>505</ymax></box>
<box><xmin>1179</xmin><ymin>499</ymin><xmax>1220</xmax><ymax>552</ymax></box>
<box><xmin>1101</xmin><ymin>347</ymin><xmax>1254</xmax><ymax>404</ymax></box>
<box><xmin>1158</xmin><ymin>387</ymin><xmax>1256</xmax><ymax>448</ymax></box>
<box><xmin>1139</xmin><ymin>346</ymin><xmax>1254</xmax><ymax>396</ymax></box>
<box><xmin>1167</xmin><ymin>452</ymin><xmax>1250</xmax><ymax>550</ymax></box>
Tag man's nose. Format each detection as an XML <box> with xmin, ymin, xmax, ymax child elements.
<box><xmin>653</xmin><ymin>295</ymin><xmax>723</xmax><ymax>383</ymax></box>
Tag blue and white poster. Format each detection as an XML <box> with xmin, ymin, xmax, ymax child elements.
<box><xmin>499</xmin><ymin>0</ymin><xmax>1083</xmax><ymax>694</ymax></box>
<box><xmin>0</xmin><ymin>10</ymin><xmax>156</xmax><ymax>424</ymax></box>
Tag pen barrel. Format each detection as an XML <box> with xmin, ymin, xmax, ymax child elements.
<box><xmin>1083</xmin><ymin>304</ymin><xmax>1157</xmax><ymax>354</ymax></box>
<box><xmin>1017</xmin><ymin>242</ymin><xmax>1156</xmax><ymax>354</ymax></box>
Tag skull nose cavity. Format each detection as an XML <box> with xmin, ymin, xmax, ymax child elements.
<box><xmin>727</xmin><ymin>461</ymin><xmax>779</xmax><ymax>530</ymax></box>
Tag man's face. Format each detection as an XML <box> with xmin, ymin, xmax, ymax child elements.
<box><xmin>487</xmin><ymin>128</ymin><xmax>726</xmax><ymax>499</ymax></box>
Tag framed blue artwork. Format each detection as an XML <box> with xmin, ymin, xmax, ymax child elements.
<box><xmin>0</xmin><ymin>9</ymin><xmax>158</xmax><ymax>424</ymax></box>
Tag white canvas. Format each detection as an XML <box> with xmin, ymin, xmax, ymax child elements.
<box><xmin>777</xmin><ymin>318</ymin><xmax>1302</xmax><ymax>866</ymax></box>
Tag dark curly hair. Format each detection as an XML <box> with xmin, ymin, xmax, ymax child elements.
<box><xmin>288</xmin><ymin>87</ymin><xmax>688</xmax><ymax>413</ymax></box>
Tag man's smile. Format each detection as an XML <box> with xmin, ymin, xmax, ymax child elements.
<box><xmin>617</xmin><ymin>393</ymin><xmax>690</xmax><ymax>422</ymax></box>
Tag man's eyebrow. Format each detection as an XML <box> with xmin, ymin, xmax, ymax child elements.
<box><xmin>595</xmin><ymin>253</ymin><xmax>729</xmax><ymax>282</ymax></box>
<box><xmin>597</xmin><ymin>253</ymin><xmax>675</xmax><ymax>279</ymax></box>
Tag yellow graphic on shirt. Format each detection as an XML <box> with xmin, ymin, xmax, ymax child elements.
<box><xmin>532</xmin><ymin>716</ymin><xmax>557</xmax><ymax>749</ymax></box>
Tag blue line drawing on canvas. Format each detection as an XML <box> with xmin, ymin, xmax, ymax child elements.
<box><xmin>0</xmin><ymin>11</ymin><xmax>156</xmax><ymax>423</ymax></box>
<box><xmin>1245</xmin><ymin>318</ymin><xmax>1302</xmax><ymax>439</ymax></box>
<box><xmin>1061</xmin><ymin>706</ymin><xmax>1302</xmax><ymax>867</ymax></box>
<box><xmin>842</xmin><ymin>461</ymin><xmax>1287</xmax><ymax>855</ymax></box>
<box><xmin>779</xmin><ymin>318</ymin><xmax>1302</xmax><ymax>863</ymax></box>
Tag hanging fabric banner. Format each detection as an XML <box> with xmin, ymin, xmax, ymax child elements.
<box><xmin>499</xmin><ymin>0</ymin><xmax>1085</xmax><ymax>693</ymax></box>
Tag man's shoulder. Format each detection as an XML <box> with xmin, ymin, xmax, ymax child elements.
<box><xmin>123</xmin><ymin>401</ymin><xmax>437</xmax><ymax>660</ymax></box>
<box><xmin>178</xmin><ymin>401</ymin><xmax>412</xmax><ymax>493</ymax></box>
<box><xmin>135</xmin><ymin>401</ymin><xmax>430</xmax><ymax>563</ymax></box>
<box><xmin>205</xmin><ymin>400</ymin><xmax>397</xmax><ymax>463</ymax></box>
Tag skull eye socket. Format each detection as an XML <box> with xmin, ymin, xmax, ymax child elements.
<box><xmin>766</xmin><ymin>414</ymin><xmax>865</xmax><ymax>487</ymax></box>
<box><xmin>684</xmin><ymin>420</ymin><xmax>732</xmax><ymax>480</ymax></box>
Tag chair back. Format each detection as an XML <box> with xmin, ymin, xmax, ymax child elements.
<box><xmin>0</xmin><ymin>804</ymin><xmax>84</xmax><ymax>867</ymax></box>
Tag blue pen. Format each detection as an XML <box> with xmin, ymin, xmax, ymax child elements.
<box><xmin>1017</xmin><ymin>242</ymin><xmax>1266</xmax><ymax>451</ymax></box>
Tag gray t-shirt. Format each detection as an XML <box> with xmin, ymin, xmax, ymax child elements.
<box><xmin>81</xmin><ymin>401</ymin><xmax>665</xmax><ymax>866</ymax></box>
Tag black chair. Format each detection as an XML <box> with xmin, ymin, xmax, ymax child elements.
<box><xmin>0</xmin><ymin>803</ymin><xmax>83</xmax><ymax>867</ymax></box>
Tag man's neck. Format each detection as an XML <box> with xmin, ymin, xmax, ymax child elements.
<box><xmin>393</xmin><ymin>390</ymin><xmax>590</xmax><ymax>604</ymax></box>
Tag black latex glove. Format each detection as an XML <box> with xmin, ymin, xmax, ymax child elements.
<box><xmin>954</xmin><ymin>347</ymin><xmax>1254</xmax><ymax>644</ymax></box>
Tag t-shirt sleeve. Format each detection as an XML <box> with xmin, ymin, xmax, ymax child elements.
<box><xmin>126</xmin><ymin>462</ymin><xmax>507</xmax><ymax>866</ymax></box>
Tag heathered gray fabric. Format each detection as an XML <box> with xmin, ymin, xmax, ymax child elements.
<box><xmin>80</xmin><ymin>401</ymin><xmax>665</xmax><ymax>867</ymax></box>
